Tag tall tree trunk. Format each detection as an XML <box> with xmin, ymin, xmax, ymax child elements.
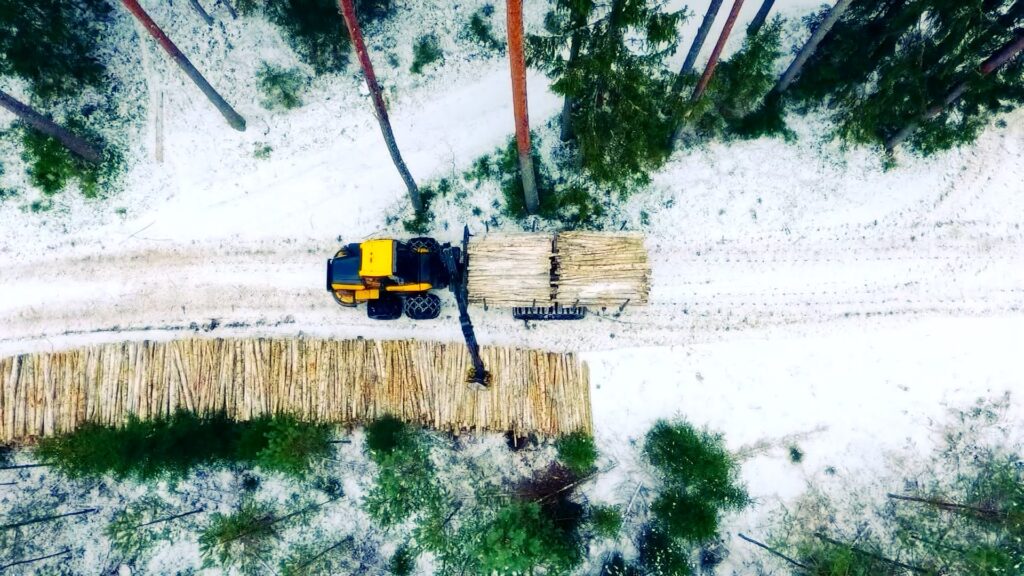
<box><xmin>738</xmin><ymin>533</ymin><xmax>811</xmax><ymax>570</ymax></box>
<box><xmin>218</xmin><ymin>0</ymin><xmax>238</xmax><ymax>19</ymax></box>
<box><xmin>691</xmin><ymin>0</ymin><xmax>746</xmax><ymax>102</ymax></box>
<box><xmin>813</xmin><ymin>532</ymin><xmax>929</xmax><ymax>573</ymax></box>
<box><xmin>887</xmin><ymin>493</ymin><xmax>1003</xmax><ymax>519</ymax></box>
<box><xmin>885</xmin><ymin>30</ymin><xmax>1024</xmax><ymax>153</ymax></box>
<box><xmin>559</xmin><ymin>25</ymin><xmax>585</xmax><ymax>142</ymax></box>
<box><xmin>506</xmin><ymin>0</ymin><xmax>539</xmax><ymax>214</ymax></box>
<box><xmin>771</xmin><ymin>0</ymin><xmax>853</xmax><ymax>95</ymax></box>
<box><xmin>674</xmin><ymin>0</ymin><xmax>724</xmax><ymax>93</ymax></box>
<box><xmin>0</xmin><ymin>90</ymin><xmax>104</xmax><ymax>163</ymax></box>
<box><xmin>747</xmin><ymin>0</ymin><xmax>776</xmax><ymax>34</ymax></box>
<box><xmin>1</xmin><ymin>508</ymin><xmax>98</xmax><ymax>531</ymax></box>
<box><xmin>131</xmin><ymin>507</ymin><xmax>206</xmax><ymax>529</ymax></box>
<box><xmin>0</xmin><ymin>549</ymin><xmax>71</xmax><ymax>572</ymax></box>
<box><xmin>188</xmin><ymin>0</ymin><xmax>214</xmax><ymax>26</ymax></box>
<box><xmin>119</xmin><ymin>0</ymin><xmax>246</xmax><ymax>131</ymax></box>
<box><xmin>338</xmin><ymin>0</ymin><xmax>421</xmax><ymax>211</ymax></box>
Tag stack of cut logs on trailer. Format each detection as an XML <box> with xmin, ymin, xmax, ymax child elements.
<box><xmin>467</xmin><ymin>232</ymin><xmax>651</xmax><ymax>308</ymax></box>
<box><xmin>0</xmin><ymin>338</ymin><xmax>591</xmax><ymax>443</ymax></box>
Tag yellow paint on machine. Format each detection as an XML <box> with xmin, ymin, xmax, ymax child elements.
<box><xmin>331</xmin><ymin>283</ymin><xmax>365</xmax><ymax>291</ymax></box>
<box><xmin>359</xmin><ymin>239</ymin><xmax>395</xmax><ymax>277</ymax></box>
<box><xmin>354</xmin><ymin>289</ymin><xmax>380</xmax><ymax>300</ymax></box>
<box><xmin>385</xmin><ymin>283</ymin><xmax>432</xmax><ymax>293</ymax></box>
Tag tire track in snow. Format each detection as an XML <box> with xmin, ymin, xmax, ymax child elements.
<box><xmin>1</xmin><ymin>219</ymin><xmax>1023</xmax><ymax>355</ymax></box>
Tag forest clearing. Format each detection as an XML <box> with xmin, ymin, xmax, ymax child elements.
<box><xmin>0</xmin><ymin>0</ymin><xmax>1022</xmax><ymax>574</ymax></box>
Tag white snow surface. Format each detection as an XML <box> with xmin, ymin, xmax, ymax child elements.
<box><xmin>0</xmin><ymin>0</ymin><xmax>1023</xmax><ymax>574</ymax></box>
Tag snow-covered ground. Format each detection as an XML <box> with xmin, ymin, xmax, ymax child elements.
<box><xmin>1</xmin><ymin>0</ymin><xmax>1023</xmax><ymax>573</ymax></box>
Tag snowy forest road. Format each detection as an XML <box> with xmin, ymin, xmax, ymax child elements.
<box><xmin>2</xmin><ymin>218</ymin><xmax>1021</xmax><ymax>357</ymax></box>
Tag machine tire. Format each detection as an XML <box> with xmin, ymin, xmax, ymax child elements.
<box><xmin>408</xmin><ymin>237</ymin><xmax>440</xmax><ymax>254</ymax></box>
<box><xmin>367</xmin><ymin>296</ymin><xmax>403</xmax><ymax>320</ymax></box>
<box><xmin>404</xmin><ymin>293</ymin><xmax>442</xmax><ymax>320</ymax></box>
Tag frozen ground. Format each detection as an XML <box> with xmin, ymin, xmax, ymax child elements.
<box><xmin>0</xmin><ymin>0</ymin><xmax>1023</xmax><ymax>573</ymax></box>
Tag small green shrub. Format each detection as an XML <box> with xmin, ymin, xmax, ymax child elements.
<box><xmin>637</xmin><ymin>527</ymin><xmax>693</xmax><ymax>576</ymax></box>
<box><xmin>364</xmin><ymin>416</ymin><xmax>444</xmax><ymax>527</ymax></box>
<box><xmin>644</xmin><ymin>420</ymin><xmax>748</xmax><ymax>508</ymax></box>
<box><xmin>256</xmin><ymin>415</ymin><xmax>332</xmax><ymax>477</ymax></box>
<box><xmin>402</xmin><ymin>185</ymin><xmax>436</xmax><ymax>234</ymax></box>
<box><xmin>649</xmin><ymin>491</ymin><xmax>720</xmax><ymax>543</ymax></box>
<box><xmin>390</xmin><ymin>544</ymin><xmax>415</xmax><ymax>576</ymax></box>
<box><xmin>475</xmin><ymin>500</ymin><xmax>581</xmax><ymax>574</ymax></box>
<box><xmin>556</xmin><ymin>431</ymin><xmax>598</xmax><ymax>476</ymax></box>
<box><xmin>475</xmin><ymin>138</ymin><xmax>605</xmax><ymax>228</ymax></box>
<box><xmin>464</xmin><ymin>5</ymin><xmax>504</xmax><ymax>53</ymax></box>
<box><xmin>20</xmin><ymin>123</ymin><xmax>111</xmax><ymax>198</ymax></box>
<box><xmin>106</xmin><ymin>497</ymin><xmax>191</xmax><ymax>561</ymax></box>
<box><xmin>0</xmin><ymin>164</ymin><xmax>15</xmax><ymax>203</ymax></box>
<box><xmin>365</xmin><ymin>414</ymin><xmax>411</xmax><ymax>457</ymax></box>
<box><xmin>256</xmin><ymin>63</ymin><xmax>306</xmax><ymax>110</ymax></box>
<box><xmin>254</xmin><ymin>143</ymin><xmax>273</xmax><ymax>159</ymax></box>
<box><xmin>644</xmin><ymin>419</ymin><xmax>748</xmax><ymax>545</ymax></box>
<box><xmin>794</xmin><ymin>537</ymin><xmax>900</xmax><ymax>576</ymax></box>
<box><xmin>410</xmin><ymin>34</ymin><xmax>443</xmax><ymax>74</ymax></box>
<box><xmin>200</xmin><ymin>500</ymin><xmax>279</xmax><ymax>575</ymax></box>
<box><xmin>590</xmin><ymin>504</ymin><xmax>623</xmax><ymax>539</ymax></box>
<box><xmin>36</xmin><ymin>411</ymin><xmax>331</xmax><ymax>479</ymax></box>
<box><xmin>789</xmin><ymin>445</ymin><xmax>804</xmax><ymax>463</ymax></box>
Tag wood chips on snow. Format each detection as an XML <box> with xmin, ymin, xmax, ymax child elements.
<box><xmin>0</xmin><ymin>338</ymin><xmax>592</xmax><ymax>442</ymax></box>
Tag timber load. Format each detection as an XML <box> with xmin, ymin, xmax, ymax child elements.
<box><xmin>466</xmin><ymin>232</ymin><xmax>651</xmax><ymax>309</ymax></box>
<box><xmin>0</xmin><ymin>338</ymin><xmax>592</xmax><ymax>442</ymax></box>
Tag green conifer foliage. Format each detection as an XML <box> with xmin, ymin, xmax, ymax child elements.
<box><xmin>790</xmin><ymin>0</ymin><xmax>1024</xmax><ymax>154</ymax></box>
<box><xmin>643</xmin><ymin>420</ymin><xmax>748</xmax><ymax>544</ymax></box>
<box><xmin>237</xmin><ymin>0</ymin><xmax>393</xmax><ymax>75</ymax></box>
<box><xmin>687</xmin><ymin>16</ymin><xmax>786</xmax><ymax>139</ymax></box>
<box><xmin>474</xmin><ymin>500</ymin><xmax>581</xmax><ymax>575</ymax></box>
<box><xmin>529</xmin><ymin>0</ymin><xmax>685</xmax><ymax>188</ymax></box>
<box><xmin>0</xmin><ymin>0</ymin><xmax>112</xmax><ymax>101</ymax></box>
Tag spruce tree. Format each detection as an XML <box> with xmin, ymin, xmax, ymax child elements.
<box><xmin>790</xmin><ymin>0</ymin><xmax>1024</xmax><ymax>155</ymax></box>
<box><xmin>529</xmin><ymin>0</ymin><xmax>685</xmax><ymax>188</ymax></box>
<box><xmin>0</xmin><ymin>0</ymin><xmax>112</xmax><ymax>101</ymax></box>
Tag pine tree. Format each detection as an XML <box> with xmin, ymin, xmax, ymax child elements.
<box><xmin>0</xmin><ymin>90</ymin><xmax>103</xmax><ymax>163</ymax></box>
<box><xmin>507</xmin><ymin>0</ymin><xmax>539</xmax><ymax>214</ymax></box>
<box><xmin>675</xmin><ymin>0</ymin><xmax>723</xmax><ymax>82</ymax></box>
<box><xmin>119</xmin><ymin>0</ymin><xmax>246</xmax><ymax>131</ymax></box>
<box><xmin>0</xmin><ymin>0</ymin><xmax>112</xmax><ymax>101</ymax></box>
<box><xmin>691</xmin><ymin>0</ymin><xmax>746</xmax><ymax>102</ymax></box>
<box><xmin>772</xmin><ymin>0</ymin><xmax>853</xmax><ymax>95</ymax></box>
<box><xmin>337</xmin><ymin>0</ymin><xmax>421</xmax><ymax>211</ymax></box>
<box><xmin>556</xmin><ymin>0</ymin><xmax>594</xmax><ymax>141</ymax></box>
<box><xmin>787</xmin><ymin>0</ymin><xmax>1024</xmax><ymax>155</ymax></box>
<box><xmin>529</xmin><ymin>0</ymin><xmax>685</xmax><ymax>188</ymax></box>
<box><xmin>746</xmin><ymin>0</ymin><xmax>776</xmax><ymax>35</ymax></box>
<box><xmin>886</xmin><ymin>30</ymin><xmax>1024</xmax><ymax>153</ymax></box>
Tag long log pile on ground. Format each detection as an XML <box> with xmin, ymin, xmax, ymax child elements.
<box><xmin>466</xmin><ymin>232</ymin><xmax>650</xmax><ymax>308</ymax></box>
<box><xmin>553</xmin><ymin>231</ymin><xmax>650</xmax><ymax>306</ymax></box>
<box><xmin>467</xmin><ymin>234</ymin><xmax>554</xmax><ymax>306</ymax></box>
<box><xmin>0</xmin><ymin>338</ymin><xmax>591</xmax><ymax>442</ymax></box>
